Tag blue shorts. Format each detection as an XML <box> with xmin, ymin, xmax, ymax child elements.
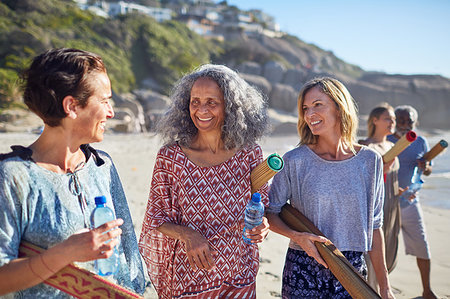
<box><xmin>282</xmin><ymin>248</ymin><xmax>367</xmax><ymax>299</ymax></box>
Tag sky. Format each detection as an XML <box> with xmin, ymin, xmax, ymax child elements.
<box><xmin>225</xmin><ymin>0</ymin><xmax>450</xmax><ymax>79</ymax></box>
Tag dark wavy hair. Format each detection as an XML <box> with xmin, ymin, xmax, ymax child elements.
<box><xmin>21</xmin><ymin>48</ymin><xmax>106</xmax><ymax>126</ymax></box>
<box><xmin>157</xmin><ymin>64</ymin><xmax>269</xmax><ymax>150</ymax></box>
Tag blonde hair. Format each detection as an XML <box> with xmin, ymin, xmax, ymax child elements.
<box><xmin>367</xmin><ymin>103</ymin><xmax>394</xmax><ymax>138</ymax></box>
<box><xmin>297</xmin><ymin>77</ymin><xmax>358</xmax><ymax>152</ymax></box>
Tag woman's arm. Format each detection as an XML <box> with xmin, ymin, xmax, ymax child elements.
<box><xmin>156</xmin><ymin>223</ymin><xmax>216</xmax><ymax>271</ymax></box>
<box><xmin>368</xmin><ymin>228</ymin><xmax>395</xmax><ymax>299</ymax></box>
<box><xmin>266</xmin><ymin>212</ymin><xmax>328</xmax><ymax>268</ymax></box>
<box><xmin>0</xmin><ymin>219</ymin><xmax>123</xmax><ymax>295</ymax></box>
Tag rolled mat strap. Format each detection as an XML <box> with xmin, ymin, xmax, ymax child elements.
<box><xmin>19</xmin><ymin>241</ymin><xmax>143</xmax><ymax>299</ymax></box>
<box><xmin>280</xmin><ymin>204</ymin><xmax>381</xmax><ymax>299</ymax></box>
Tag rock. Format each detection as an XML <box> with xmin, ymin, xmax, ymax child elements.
<box><xmin>263</xmin><ymin>61</ymin><xmax>286</xmax><ymax>84</ymax></box>
<box><xmin>269</xmin><ymin>83</ymin><xmax>297</xmax><ymax>112</ymax></box>
<box><xmin>237</xmin><ymin>61</ymin><xmax>262</xmax><ymax>76</ymax></box>
<box><xmin>282</xmin><ymin>68</ymin><xmax>307</xmax><ymax>91</ymax></box>
<box><xmin>267</xmin><ymin>108</ymin><xmax>298</xmax><ymax>136</ymax></box>
<box><xmin>240</xmin><ymin>74</ymin><xmax>272</xmax><ymax>97</ymax></box>
<box><xmin>346</xmin><ymin>74</ymin><xmax>450</xmax><ymax>129</ymax></box>
<box><xmin>0</xmin><ymin>109</ymin><xmax>43</xmax><ymax>133</ymax></box>
<box><xmin>113</xmin><ymin>93</ymin><xmax>147</xmax><ymax>133</ymax></box>
<box><xmin>133</xmin><ymin>89</ymin><xmax>170</xmax><ymax>111</ymax></box>
<box><xmin>133</xmin><ymin>89</ymin><xmax>171</xmax><ymax>131</ymax></box>
<box><xmin>109</xmin><ymin>107</ymin><xmax>136</xmax><ymax>133</ymax></box>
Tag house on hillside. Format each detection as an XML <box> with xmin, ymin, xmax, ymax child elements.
<box><xmin>108</xmin><ymin>1</ymin><xmax>172</xmax><ymax>22</ymax></box>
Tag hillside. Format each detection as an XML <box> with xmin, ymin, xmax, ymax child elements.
<box><xmin>1</xmin><ymin>0</ymin><xmax>450</xmax><ymax>131</ymax></box>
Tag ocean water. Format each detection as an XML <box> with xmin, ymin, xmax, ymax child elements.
<box><xmin>260</xmin><ymin>129</ymin><xmax>450</xmax><ymax>210</ymax></box>
<box><xmin>418</xmin><ymin>130</ymin><xmax>450</xmax><ymax>209</ymax></box>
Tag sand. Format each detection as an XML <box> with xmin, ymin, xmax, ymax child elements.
<box><xmin>1</xmin><ymin>132</ymin><xmax>449</xmax><ymax>298</ymax></box>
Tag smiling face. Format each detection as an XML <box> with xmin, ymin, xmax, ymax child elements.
<box><xmin>374</xmin><ymin>109</ymin><xmax>396</xmax><ymax>136</ymax></box>
<box><xmin>75</xmin><ymin>71</ymin><xmax>114</xmax><ymax>143</ymax></box>
<box><xmin>189</xmin><ymin>77</ymin><xmax>225</xmax><ymax>135</ymax></box>
<box><xmin>395</xmin><ymin>109</ymin><xmax>415</xmax><ymax>136</ymax></box>
<box><xmin>302</xmin><ymin>86</ymin><xmax>340</xmax><ymax>138</ymax></box>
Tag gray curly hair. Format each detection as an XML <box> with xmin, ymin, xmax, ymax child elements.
<box><xmin>395</xmin><ymin>105</ymin><xmax>419</xmax><ymax>124</ymax></box>
<box><xmin>156</xmin><ymin>64</ymin><xmax>269</xmax><ymax>150</ymax></box>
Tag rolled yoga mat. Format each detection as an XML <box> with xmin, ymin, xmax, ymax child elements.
<box><xmin>19</xmin><ymin>241</ymin><xmax>143</xmax><ymax>299</ymax></box>
<box><xmin>422</xmin><ymin>139</ymin><xmax>448</xmax><ymax>162</ymax></box>
<box><xmin>383</xmin><ymin>130</ymin><xmax>417</xmax><ymax>163</ymax></box>
<box><xmin>279</xmin><ymin>204</ymin><xmax>381</xmax><ymax>299</ymax></box>
<box><xmin>250</xmin><ymin>153</ymin><xmax>284</xmax><ymax>194</ymax></box>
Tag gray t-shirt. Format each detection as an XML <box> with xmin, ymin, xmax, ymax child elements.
<box><xmin>268</xmin><ymin>144</ymin><xmax>384</xmax><ymax>253</ymax></box>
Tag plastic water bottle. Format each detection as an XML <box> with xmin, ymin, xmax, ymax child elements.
<box><xmin>243</xmin><ymin>193</ymin><xmax>265</xmax><ymax>244</ymax></box>
<box><xmin>91</xmin><ymin>195</ymin><xmax>119</xmax><ymax>276</ymax></box>
<box><xmin>400</xmin><ymin>166</ymin><xmax>423</xmax><ymax>204</ymax></box>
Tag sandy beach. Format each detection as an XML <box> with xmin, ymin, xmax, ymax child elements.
<box><xmin>1</xmin><ymin>132</ymin><xmax>449</xmax><ymax>298</ymax></box>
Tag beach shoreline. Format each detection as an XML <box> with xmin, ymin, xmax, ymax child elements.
<box><xmin>1</xmin><ymin>132</ymin><xmax>449</xmax><ymax>298</ymax></box>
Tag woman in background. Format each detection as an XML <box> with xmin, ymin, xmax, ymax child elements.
<box><xmin>267</xmin><ymin>77</ymin><xmax>395</xmax><ymax>298</ymax></box>
<box><xmin>139</xmin><ymin>64</ymin><xmax>270</xmax><ymax>298</ymax></box>
<box><xmin>360</xmin><ymin>104</ymin><xmax>401</xmax><ymax>289</ymax></box>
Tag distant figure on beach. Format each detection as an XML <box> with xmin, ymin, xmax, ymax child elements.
<box><xmin>387</xmin><ymin>105</ymin><xmax>438</xmax><ymax>299</ymax></box>
<box><xmin>267</xmin><ymin>77</ymin><xmax>395</xmax><ymax>298</ymax></box>
<box><xmin>139</xmin><ymin>64</ymin><xmax>270</xmax><ymax>298</ymax></box>
<box><xmin>0</xmin><ymin>48</ymin><xmax>146</xmax><ymax>297</ymax></box>
<box><xmin>359</xmin><ymin>103</ymin><xmax>402</xmax><ymax>289</ymax></box>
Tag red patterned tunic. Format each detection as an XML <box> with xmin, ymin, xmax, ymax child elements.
<box><xmin>139</xmin><ymin>143</ymin><xmax>269</xmax><ymax>298</ymax></box>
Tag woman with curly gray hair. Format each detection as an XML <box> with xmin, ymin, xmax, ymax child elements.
<box><xmin>139</xmin><ymin>64</ymin><xmax>270</xmax><ymax>298</ymax></box>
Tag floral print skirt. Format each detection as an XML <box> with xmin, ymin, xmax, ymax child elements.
<box><xmin>282</xmin><ymin>248</ymin><xmax>367</xmax><ymax>299</ymax></box>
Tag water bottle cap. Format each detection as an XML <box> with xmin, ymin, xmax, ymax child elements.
<box><xmin>440</xmin><ymin>139</ymin><xmax>448</xmax><ymax>148</ymax></box>
<box><xmin>267</xmin><ymin>153</ymin><xmax>284</xmax><ymax>171</ymax></box>
<box><xmin>95</xmin><ymin>196</ymin><xmax>107</xmax><ymax>205</ymax></box>
<box><xmin>251</xmin><ymin>193</ymin><xmax>261</xmax><ymax>202</ymax></box>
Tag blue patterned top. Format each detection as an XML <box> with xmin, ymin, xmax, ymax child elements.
<box><xmin>0</xmin><ymin>146</ymin><xmax>147</xmax><ymax>298</ymax></box>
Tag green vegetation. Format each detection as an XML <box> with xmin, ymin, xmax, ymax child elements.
<box><xmin>0</xmin><ymin>0</ymin><xmax>364</xmax><ymax>111</ymax></box>
<box><xmin>0</xmin><ymin>0</ymin><xmax>217</xmax><ymax>108</ymax></box>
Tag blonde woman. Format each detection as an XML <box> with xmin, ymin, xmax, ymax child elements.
<box><xmin>360</xmin><ymin>104</ymin><xmax>401</xmax><ymax>289</ymax></box>
<box><xmin>267</xmin><ymin>77</ymin><xmax>395</xmax><ymax>298</ymax></box>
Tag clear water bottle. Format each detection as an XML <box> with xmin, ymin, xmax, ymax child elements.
<box><xmin>91</xmin><ymin>195</ymin><xmax>119</xmax><ymax>276</ymax></box>
<box><xmin>243</xmin><ymin>193</ymin><xmax>265</xmax><ymax>244</ymax></box>
<box><xmin>400</xmin><ymin>166</ymin><xmax>423</xmax><ymax>204</ymax></box>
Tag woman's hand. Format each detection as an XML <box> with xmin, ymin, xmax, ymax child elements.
<box><xmin>398</xmin><ymin>186</ymin><xmax>416</xmax><ymax>201</ymax></box>
<box><xmin>243</xmin><ymin>216</ymin><xmax>270</xmax><ymax>243</ymax></box>
<box><xmin>182</xmin><ymin>228</ymin><xmax>216</xmax><ymax>271</ymax></box>
<box><xmin>58</xmin><ymin>218</ymin><xmax>123</xmax><ymax>264</ymax></box>
<box><xmin>290</xmin><ymin>231</ymin><xmax>329</xmax><ymax>268</ymax></box>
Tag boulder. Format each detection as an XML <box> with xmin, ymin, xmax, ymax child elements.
<box><xmin>282</xmin><ymin>68</ymin><xmax>307</xmax><ymax>91</ymax></box>
<box><xmin>113</xmin><ymin>92</ymin><xmax>147</xmax><ymax>133</ymax></box>
<box><xmin>269</xmin><ymin>83</ymin><xmax>298</xmax><ymax>112</ymax></box>
<box><xmin>263</xmin><ymin>61</ymin><xmax>286</xmax><ymax>84</ymax></box>
<box><xmin>240</xmin><ymin>74</ymin><xmax>272</xmax><ymax>97</ymax></box>
<box><xmin>133</xmin><ymin>89</ymin><xmax>171</xmax><ymax>131</ymax></box>
<box><xmin>237</xmin><ymin>61</ymin><xmax>262</xmax><ymax>76</ymax></box>
<box><xmin>109</xmin><ymin>107</ymin><xmax>136</xmax><ymax>133</ymax></box>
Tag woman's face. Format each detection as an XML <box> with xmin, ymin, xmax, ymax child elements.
<box><xmin>189</xmin><ymin>77</ymin><xmax>225</xmax><ymax>135</ymax></box>
<box><xmin>302</xmin><ymin>87</ymin><xmax>340</xmax><ymax>137</ymax></box>
<box><xmin>374</xmin><ymin>110</ymin><xmax>396</xmax><ymax>136</ymax></box>
<box><xmin>74</xmin><ymin>71</ymin><xmax>114</xmax><ymax>143</ymax></box>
